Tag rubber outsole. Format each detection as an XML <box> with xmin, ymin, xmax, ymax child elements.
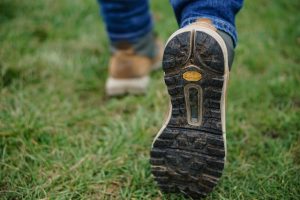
<box><xmin>105</xmin><ymin>76</ymin><xmax>149</xmax><ymax>96</ymax></box>
<box><xmin>150</xmin><ymin>29</ymin><xmax>227</xmax><ymax>199</ymax></box>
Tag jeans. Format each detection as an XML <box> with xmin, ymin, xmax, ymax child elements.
<box><xmin>97</xmin><ymin>0</ymin><xmax>243</xmax><ymax>47</ymax></box>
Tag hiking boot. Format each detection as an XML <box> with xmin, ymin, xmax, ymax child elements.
<box><xmin>105</xmin><ymin>39</ymin><xmax>163</xmax><ymax>96</ymax></box>
<box><xmin>150</xmin><ymin>19</ymin><xmax>234</xmax><ymax>199</ymax></box>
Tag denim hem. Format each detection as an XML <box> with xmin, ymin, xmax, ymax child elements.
<box><xmin>107</xmin><ymin>21</ymin><xmax>153</xmax><ymax>43</ymax></box>
<box><xmin>181</xmin><ymin>15</ymin><xmax>237</xmax><ymax>47</ymax></box>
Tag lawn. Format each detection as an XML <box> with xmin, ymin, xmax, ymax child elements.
<box><xmin>0</xmin><ymin>0</ymin><xmax>299</xmax><ymax>199</ymax></box>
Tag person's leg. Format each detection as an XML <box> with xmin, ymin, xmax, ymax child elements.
<box><xmin>170</xmin><ymin>0</ymin><xmax>243</xmax><ymax>47</ymax></box>
<box><xmin>97</xmin><ymin>0</ymin><xmax>162</xmax><ymax>96</ymax></box>
<box><xmin>98</xmin><ymin>0</ymin><xmax>152</xmax><ymax>44</ymax></box>
<box><xmin>150</xmin><ymin>1</ymin><xmax>243</xmax><ymax>198</ymax></box>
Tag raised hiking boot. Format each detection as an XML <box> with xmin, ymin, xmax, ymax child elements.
<box><xmin>105</xmin><ymin>39</ymin><xmax>163</xmax><ymax>96</ymax></box>
<box><xmin>150</xmin><ymin>21</ymin><xmax>234</xmax><ymax>199</ymax></box>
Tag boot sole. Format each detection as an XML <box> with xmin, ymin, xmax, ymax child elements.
<box><xmin>105</xmin><ymin>76</ymin><xmax>149</xmax><ymax>96</ymax></box>
<box><xmin>150</xmin><ymin>27</ymin><xmax>229</xmax><ymax>199</ymax></box>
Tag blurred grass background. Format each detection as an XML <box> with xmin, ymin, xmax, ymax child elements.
<box><xmin>0</xmin><ymin>0</ymin><xmax>299</xmax><ymax>199</ymax></box>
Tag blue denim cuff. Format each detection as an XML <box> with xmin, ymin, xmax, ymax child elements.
<box><xmin>108</xmin><ymin>20</ymin><xmax>153</xmax><ymax>43</ymax></box>
<box><xmin>181</xmin><ymin>16</ymin><xmax>238</xmax><ymax>47</ymax></box>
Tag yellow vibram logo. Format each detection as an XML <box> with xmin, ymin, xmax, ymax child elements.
<box><xmin>183</xmin><ymin>71</ymin><xmax>202</xmax><ymax>81</ymax></box>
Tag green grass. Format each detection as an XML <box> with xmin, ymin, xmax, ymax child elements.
<box><xmin>0</xmin><ymin>0</ymin><xmax>300</xmax><ymax>199</ymax></box>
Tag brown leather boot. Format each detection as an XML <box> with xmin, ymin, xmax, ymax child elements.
<box><xmin>105</xmin><ymin>40</ymin><xmax>163</xmax><ymax>96</ymax></box>
<box><xmin>150</xmin><ymin>20</ymin><xmax>235</xmax><ymax>199</ymax></box>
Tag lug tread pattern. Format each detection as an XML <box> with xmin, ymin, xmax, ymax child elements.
<box><xmin>151</xmin><ymin>30</ymin><xmax>226</xmax><ymax>199</ymax></box>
